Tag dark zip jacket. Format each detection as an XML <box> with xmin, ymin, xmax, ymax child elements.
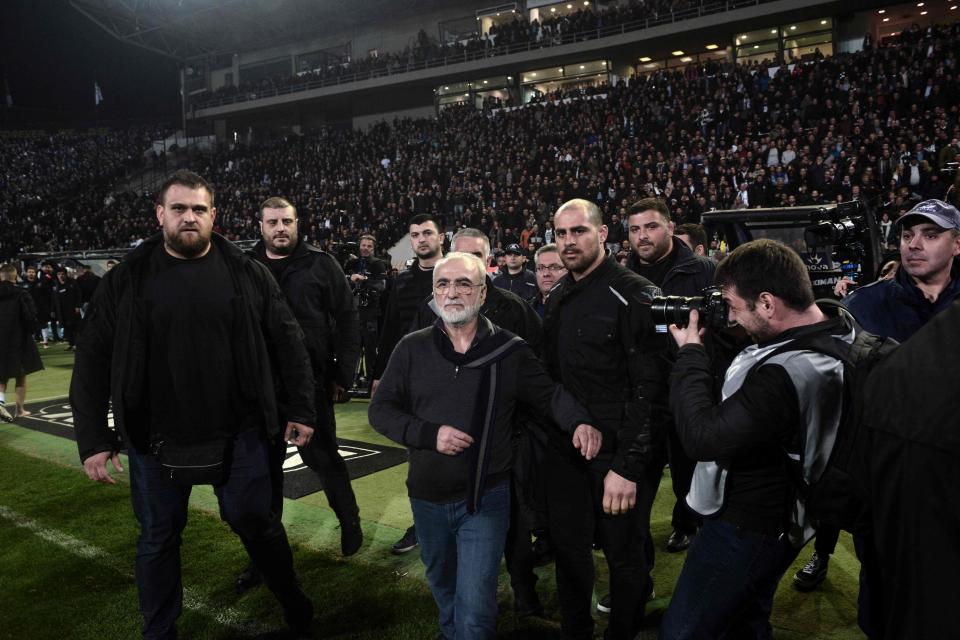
<box><xmin>70</xmin><ymin>233</ymin><xmax>316</xmax><ymax>462</ymax></box>
<box><xmin>626</xmin><ymin>237</ymin><xmax>715</xmax><ymax>298</ymax></box>
<box><xmin>251</xmin><ymin>239</ymin><xmax>360</xmax><ymax>389</ymax></box>
<box><xmin>369</xmin><ymin>316</ymin><xmax>593</xmax><ymax>505</ymax></box>
<box><xmin>543</xmin><ymin>256</ymin><xmax>666</xmax><ymax>482</ymax></box>
<box><xmin>843</xmin><ymin>262</ymin><xmax>960</xmax><ymax>342</ymax></box>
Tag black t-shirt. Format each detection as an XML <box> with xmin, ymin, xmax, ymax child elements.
<box><xmin>266</xmin><ymin>254</ymin><xmax>293</xmax><ymax>283</ymax></box>
<box><xmin>632</xmin><ymin>240</ymin><xmax>678</xmax><ymax>288</ymax></box>
<box><xmin>144</xmin><ymin>244</ymin><xmax>253</xmax><ymax>443</ymax></box>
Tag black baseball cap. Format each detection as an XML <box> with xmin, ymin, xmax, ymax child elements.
<box><xmin>505</xmin><ymin>244</ymin><xmax>523</xmax><ymax>255</ymax></box>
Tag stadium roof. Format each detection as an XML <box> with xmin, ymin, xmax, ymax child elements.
<box><xmin>69</xmin><ymin>0</ymin><xmax>456</xmax><ymax>61</ymax></box>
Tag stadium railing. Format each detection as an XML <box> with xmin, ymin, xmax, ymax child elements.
<box><xmin>190</xmin><ymin>0</ymin><xmax>777</xmax><ymax>110</ymax></box>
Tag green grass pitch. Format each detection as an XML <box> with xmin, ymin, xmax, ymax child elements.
<box><xmin>0</xmin><ymin>347</ymin><xmax>864</xmax><ymax>638</ymax></box>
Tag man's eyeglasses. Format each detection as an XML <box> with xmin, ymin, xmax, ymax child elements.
<box><xmin>536</xmin><ymin>265</ymin><xmax>566</xmax><ymax>273</ymax></box>
<box><xmin>434</xmin><ymin>280</ymin><xmax>485</xmax><ymax>296</ymax></box>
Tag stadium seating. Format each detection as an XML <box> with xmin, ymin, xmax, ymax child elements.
<box><xmin>3</xmin><ymin>21</ymin><xmax>959</xmax><ymax>262</ymax></box>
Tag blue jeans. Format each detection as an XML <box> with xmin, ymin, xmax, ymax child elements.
<box><xmin>128</xmin><ymin>430</ymin><xmax>306</xmax><ymax>639</ymax></box>
<box><xmin>659</xmin><ymin>518</ymin><xmax>800</xmax><ymax>640</ymax></box>
<box><xmin>410</xmin><ymin>482</ymin><xmax>511</xmax><ymax>640</ymax></box>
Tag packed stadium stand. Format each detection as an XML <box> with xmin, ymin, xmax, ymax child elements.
<box><xmin>3</xmin><ymin>12</ymin><xmax>959</xmax><ymax>262</ymax></box>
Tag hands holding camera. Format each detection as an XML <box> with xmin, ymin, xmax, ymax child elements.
<box><xmin>669</xmin><ymin>308</ymin><xmax>707</xmax><ymax>348</ymax></box>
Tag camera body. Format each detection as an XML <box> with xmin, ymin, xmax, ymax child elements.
<box><xmin>651</xmin><ymin>286</ymin><xmax>728</xmax><ymax>329</ymax></box>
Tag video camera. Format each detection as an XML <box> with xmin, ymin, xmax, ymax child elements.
<box><xmin>702</xmin><ymin>201</ymin><xmax>884</xmax><ymax>297</ymax></box>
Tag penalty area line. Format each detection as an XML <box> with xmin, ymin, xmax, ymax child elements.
<box><xmin>0</xmin><ymin>504</ymin><xmax>267</xmax><ymax>637</ymax></box>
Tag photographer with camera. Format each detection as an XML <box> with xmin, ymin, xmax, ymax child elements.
<box><xmin>660</xmin><ymin>239</ymin><xmax>854</xmax><ymax>639</ymax></box>
<box><xmin>343</xmin><ymin>235</ymin><xmax>388</xmax><ymax>388</ymax></box>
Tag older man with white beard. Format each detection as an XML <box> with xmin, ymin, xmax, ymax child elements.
<box><xmin>369</xmin><ymin>252</ymin><xmax>601</xmax><ymax>640</ymax></box>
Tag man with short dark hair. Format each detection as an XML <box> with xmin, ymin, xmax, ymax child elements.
<box><xmin>675</xmin><ymin>223</ymin><xmax>710</xmax><ymax>257</ymax></box>
<box><xmin>71</xmin><ymin>170</ymin><xmax>318</xmax><ymax>639</ymax></box>
<box><xmin>370</xmin><ymin>252</ymin><xmax>600</xmax><ymax>640</ymax></box>
<box><xmin>531</xmin><ymin>244</ymin><xmax>566</xmax><ymax>318</ymax></box>
<box><xmin>52</xmin><ymin>267</ymin><xmax>82</xmax><ymax>349</ymax></box>
<box><xmin>662</xmin><ymin>238</ymin><xmax>853</xmax><ymax>638</ymax></box>
<box><xmin>493</xmin><ymin>243</ymin><xmax>538</xmax><ymax>303</ymax></box>
<box><xmin>371</xmin><ymin>213</ymin><xmax>444</xmax><ymax>554</ymax></box>
<box><xmin>249</xmin><ymin>196</ymin><xmax>363</xmax><ymax>560</ymax></box>
<box><xmin>544</xmin><ymin>198</ymin><xmax>665</xmax><ymax>640</ymax></box>
<box><xmin>625</xmin><ymin>197</ymin><xmax>715</xmax><ymax>556</ymax></box>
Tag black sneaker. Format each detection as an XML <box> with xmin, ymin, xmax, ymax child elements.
<box><xmin>391</xmin><ymin>525</ymin><xmax>418</xmax><ymax>555</ymax></box>
<box><xmin>793</xmin><ymin>552</ymin><xmax>829</xmax><ymax>591</ymax></box>
<box><xmin>340</xmin><ymin>517</ymin><xmax>363</xmax><ymax>557</ymax></box>
<box><xmin>596</xmin><ymin>594</ymin><xmax>612</xmax><ymax>614</ymax></box>
<box><xmin>235</xmin><ymin>562</ymin><xmax>263</xmax><ymax>594</ymax></box>
<box><xmin>596</xmin><ymin>586</ymin><xmax>655</xmax><ymax>614</ymax></box>
<box><xmin>666</xmin><ymin>529</ymin><xmax>695</xmax><ymax>553</ymax></box>
<box><xmin>282</xmin><ymin>592</ymin><xmax>314</xmax><ymax>639</ymax></box>
<box><xmin>0</xmin><ymin>404</ymin><xmax>13</xmax><ymax>423</ymax></box>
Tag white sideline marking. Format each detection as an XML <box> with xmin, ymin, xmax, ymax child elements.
<box><xmin>0</xmin><ymin>505</ymin><xmax>266</xmax><ymax>636</ymax></box>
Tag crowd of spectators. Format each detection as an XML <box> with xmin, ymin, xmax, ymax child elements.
<box><xmin>198</xmin><ymin>0</ymin><xmax>703</xmax><ymax>107</ymax></box>
<box><xmin>4</xmin><ymin>21</ymin><xmax>960</xmax><ymax>263</ymax></box>
<box><xmin>0</xmin><ymin>127</ymin><xmax>170</xmax><ymax>259</ymax></box>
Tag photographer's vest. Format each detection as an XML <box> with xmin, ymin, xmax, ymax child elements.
<box><xmin>686</xmin><ymin>329</ymin><xmax>851</xmax><ymax>547</ymax></box>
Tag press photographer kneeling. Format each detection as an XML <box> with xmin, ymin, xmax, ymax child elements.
<box><xmin>657</xmin><ymin>238</ymin><xmax>857</xmax><ymax>640</ymax></box>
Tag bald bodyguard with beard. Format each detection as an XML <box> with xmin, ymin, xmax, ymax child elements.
<box><xmin>71</xmin><ymin>170</ymin><xmax>318</xmax><ymax>639</ymax></box>
<box><xmin>369</xmin><ymin>252</ymin><xmax>601</xmax><ymax>640</ymax></box>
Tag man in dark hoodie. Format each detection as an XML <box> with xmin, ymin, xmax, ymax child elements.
<box><xmin>71</xmin><ymin>170</ymin><xmax>318</xmax><ymax>640</ymax></box>
<box><xmin>369</xmin><ymin>252</ymin><xmax>600</xmax><ymax>640</ymax></box>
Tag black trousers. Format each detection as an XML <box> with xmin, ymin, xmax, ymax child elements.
<box><xmin>269</xmin><ymin>391</ymin><xmax>358</xmax><ymax>523</ymax></box>
<box><xmin>357</xmin><ymin>306</ymin><xmax>380</xmax><ymax>381</ymax></box>
<box><xmin>544</xmin><ymin>447</ymin><xmax>659</xmax><ymax>640</ymax></box>
<box><xmin>653</xmin><ymin>423</ymin><xmax>700</xmax><ymax>535</ymax></box>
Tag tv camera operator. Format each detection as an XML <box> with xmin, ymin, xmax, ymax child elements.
<box><xmin>343</xmin><ymin>235</ymin><xmax>388</xmax><ymax>389</ymax></box>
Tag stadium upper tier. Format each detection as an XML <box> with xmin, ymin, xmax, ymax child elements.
<box><xmin>2</xmin><ymin>21</ymin><xmax>958</xmax><ymax>262</ymax></box>
<box><xmin>189</xmin><ymin>0</ymin><xmax>762</xmax><ymax>111</ymax></box>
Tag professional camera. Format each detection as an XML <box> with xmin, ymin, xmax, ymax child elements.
<box><xmin>803</xmin><ymin>216</ymin><xmax>867</xmax><ymax>248</ymax></box>
<box><xmin>651</xmin><ymin>286</ymin><xmax>728</xmax><ymax>329</ymax></box>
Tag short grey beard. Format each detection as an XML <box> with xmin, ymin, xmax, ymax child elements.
<box><xmin>438</xmin><ymin>305</ymin><xmax>479</xmax><ymax>326</ymax></box>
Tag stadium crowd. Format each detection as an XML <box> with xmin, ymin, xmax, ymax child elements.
<box><xmin>200</xmin><ymin>0</ymin><xmax>704</xmax><ymax>106</ymax></box>
<box><xmin>4</xmin><ymin>22</ymin><xmax>960</xmax><ymax>266</ymax></box>
<box><xmin>1</xmin><ymin>17</ymin><xmax>958</xmax><ymax>640</ymax></box>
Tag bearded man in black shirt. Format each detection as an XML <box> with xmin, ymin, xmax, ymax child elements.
<box><xmin>71</xmin><ymin>171</ymin><xmax>318</xmax><ymax>639</ymax></box>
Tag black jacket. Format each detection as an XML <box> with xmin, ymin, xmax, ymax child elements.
<box><xmin>251</xmin><ymin>239</ymin><xmax>361</xmax><ymax>389</ymax></box>
<box><xmin>626</xmin><ymin>237</ymin><xmax>715</xmax><ymax>297</ymax></box>
<box><xmin>0</xmin><ymin>282</ymin><xmax>43</xmax><ymax>379</ymax></box>
<box><xmin>543</xmin><ymin>256</ymin><xmax>666</xmax><ymax>481</ymax></box>
<box><xmin>70</xmin><ymin>233</ymin><xmax>316</xmax><ymax>462</ymax></box>
<box><xmin>372</xmin><ymin>262</ymin><xmax>434</xmax><ymax>380</ymax></box>
<box><xmin>369</xmin><ymin>317</ymin><xmax>592</xmax><ymax>504</ymax></box>
<box><xmin>492</xmin><ymin>268</ymin><xmax>539</xmax><ymax>303</ymax></box>
<box><xmin>859</xmin><ymin>300</ymin><xmax>960</xmax><ymax>638</ymax></box>
<box><xmin>53</xmin><ymin>278</ymin><xmax>82</xmax><ymax>324</ymax></box>
<box><xmin>411</xmin><ymin>275</ymin><xmax>543</xmax><ymax>353</ymax></box>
